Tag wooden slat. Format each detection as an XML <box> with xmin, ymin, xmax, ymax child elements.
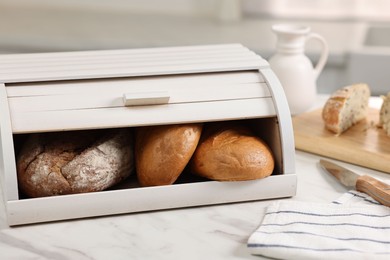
<box><xmin>0</xmin><ymin>55</ymin><xmax>258</xmax><ymax>73</ymax></box>
<box><xmin>0</xmin><ymin>49</ymin><xmax>256</xmax><ymax>69</ymax></box>
<box><xmin>0</xmin><ymin>44</ymin><xmax>268</xmax><ymax>83</ymax></box>
<box><xmin>0</xmin><ymin>60</ymin><xmax>265</xmax><ymax>83</ymax></box>
<box><xmin>9</xmin><ymin>82</ymin><xmax>270</xmax><ymax>112</ymax></box>
<box><xmin>10</xmin><ymin>98</ymin><xmax>276</xmax><ymax>133</ymax></box>
<box><xmin>0</xmin><ymin>44</ymin><xmax>250</xmax><ymax>63</ymax></box>
<box><xmin>6</xmin><ymin>71</ymin><xmax>265</xmax><ymax>97</ymax></box>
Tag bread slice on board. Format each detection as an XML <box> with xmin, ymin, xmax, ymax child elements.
<box><xmin>379</xmin><ymin>92</ymin><xmax>390</xmax><ymax>136</ymax></box>
<box><xmin>322</xmin><ymin>83</ymin><xmax>370</xmax><ymax>135</ymax></box>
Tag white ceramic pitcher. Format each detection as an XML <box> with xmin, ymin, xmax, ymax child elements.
<box><xmin>268</xmin><ymin>24</ymin><xmax>329</xmax><ymax>115</ymax></box>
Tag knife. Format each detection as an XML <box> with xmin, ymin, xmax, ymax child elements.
<box><xmin>319</xmin><ymin>159</ymin><xmax>390</xmax><ymax>207</ymax></box>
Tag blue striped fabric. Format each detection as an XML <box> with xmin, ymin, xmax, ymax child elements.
<box><xmin>332</xmin><ymin>190</ymin><xmax>382</xmax><ymax>206</ymax></box>
<box><xmin>247</xmin><ymin>191</ymin><xmax>390</xmax><ymax>259</ymax></box>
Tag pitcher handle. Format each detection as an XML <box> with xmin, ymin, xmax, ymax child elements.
<box><xmin>306</xmin><ymin>33</ymin><xmax>329</xmax><ymax>80</ymax></box>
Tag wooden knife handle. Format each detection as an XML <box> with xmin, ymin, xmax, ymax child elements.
<box><xmin>356</xmin><ymin>175</ymin><xmax>390</xmax><ymax>207</ymax></box>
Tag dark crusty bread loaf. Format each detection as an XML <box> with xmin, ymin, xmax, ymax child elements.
<box><xmin>322</xmin><ymin>83</ymin><xmax>370</xmax><ymax>134</ymax></box>
<box><xmin>17</xmin><ymin>129</ymin><xmax>134</xmax><ymax>197</ymax></box>
<box><xmin>135</xmin><ymin>123</ymin><xmax>203</xmax><ymax>186</ymax></box>
<box><xmin>190</xmin><ymin>122</ymin><xmax>274</xmax><ymax>181</ymax></box>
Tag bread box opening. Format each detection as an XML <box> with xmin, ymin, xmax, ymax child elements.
<box><xmin>12</xmin><ymin>116</ymin><xmax>283</xmax><ymax>200</ymax></box>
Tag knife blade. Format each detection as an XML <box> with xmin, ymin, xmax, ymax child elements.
<box><xmin>319</xmin><ymin>159</ymin><xmax>390</xmax><ymax>207</ymax></box>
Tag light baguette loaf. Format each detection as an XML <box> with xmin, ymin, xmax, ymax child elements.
<box><xmin>17</xmin><ymin>129</ymin><xmax>134</xmax><ymax>197</ymax></box>
<box><xmin>322</xmin><ymin>83</ymin><xmax>370</xmax><ymax>134</ymax></box>
<box><xmin>190</xmin><ymin>122</ymin><xmax>274</xmax><ymax>181</ymax></box>
<box><xmin>135</xmin><ymin>123</ymin><xmax>203</xmax><ymax>186</ymax></box>
<box><xmin>379</xmin><ymin>92</ymin><xmax>390</xmax><ymax>136</ymax></box>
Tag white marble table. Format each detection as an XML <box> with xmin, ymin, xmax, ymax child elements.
<box><xmin>1</xmin><ymin>98</ymin><xmax>389</xmax><ymax>260</ymax></box>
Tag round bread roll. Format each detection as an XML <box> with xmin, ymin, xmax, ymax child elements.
<box><xmin>135</xmin><ymin>123</ymin><xmax>203</xmax><ymax>186</ymax></box>
<box><xmin>17</xmin><ymin>129</ymin><xmax>134</xmax><ymax>197</ymax></box>
<box><xmin>190</xmin><ymin>123</ymin><xmax>274</xmax><ymax>181</ymax></box>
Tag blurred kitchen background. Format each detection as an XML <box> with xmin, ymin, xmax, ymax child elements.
<box><xmin>1</xmin><ymin>0</ymin><xmax>390</xmax><ymax>95</ymax></box>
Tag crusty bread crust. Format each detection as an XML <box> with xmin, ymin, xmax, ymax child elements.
<box><xmin>135</xmin><ymin>123</ymin><xmax>203</xmax><ymax>186</ymax></box>
<box><xmin>17</xmin><ymin>129</ymin><xmax>134</xmax><ymax>197</ymax></box>
<box><xmin>322</xmin><ymin>83</ymin><xmax>370</xmax><ymax>134</ymax></box>
<box><xmin>379</xmin><ymin>92</ymin><xmax>390</xmax><ymax>136</ymax></box>
<box><xmin>190</xmin><ymin>123</ymin><xmax>274</xmax><ymax>181</ymax></box>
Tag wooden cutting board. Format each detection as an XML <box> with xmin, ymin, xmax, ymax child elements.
<box><xmin>292</xmin><ymin>107</ymin><xmax>390</xmax><ymax>173</ymax></box>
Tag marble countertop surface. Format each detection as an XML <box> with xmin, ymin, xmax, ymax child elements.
<box><xmin>1</xmin><ymin>97</ymin><xmax>389</xmax><ymax>260</ymax></box>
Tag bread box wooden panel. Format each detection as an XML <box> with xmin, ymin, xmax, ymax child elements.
<box><xmin>0</xmin><ymin>44</ymin><xmax>296</xmax><ymax>225</ymax></box>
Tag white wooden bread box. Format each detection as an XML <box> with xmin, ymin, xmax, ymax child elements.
<box><xmin>0</xmin><ymin>44</ymin><xmax>296</xmax><ymax>226</ymax></box>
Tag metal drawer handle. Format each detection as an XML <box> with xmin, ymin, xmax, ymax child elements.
<box><xmin>123</xmin><ymin>91</ymin><xmax>170</xmax><ymax>106</ymax></box>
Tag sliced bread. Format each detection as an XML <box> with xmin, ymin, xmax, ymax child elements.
<box><xmin>322</xmin><ymin>83</ymin><xmax>370</xmax><ymax>134</ymax></box>
<box><xmin>379</xmin><ymin>92</ymin><xmax>390</xmax><ymax>136</ymax></box>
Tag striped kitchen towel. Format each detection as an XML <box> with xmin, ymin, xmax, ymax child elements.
<box><xmin>332</xmin><ymin>190</ymin><xmax>383</xmax><ymax>206</ymax></box>
<box><xmin>247</xmin><ymin>192</ymin><xmax>390</xmax><ymax>259</ymax></box>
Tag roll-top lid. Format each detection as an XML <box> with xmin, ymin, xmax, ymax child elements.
<box><xmin>0</xmin><ymin>44</ymin><xmax>269</xmax><ymax>83</ymax></box>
